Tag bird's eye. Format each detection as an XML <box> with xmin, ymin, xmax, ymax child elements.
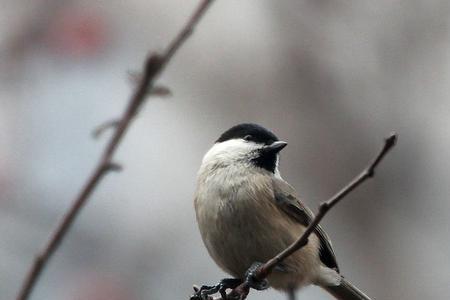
<box><xmin>243</xmin><ymin>135</ymin><xmax>253</xmax><ymax>141</ymax></box>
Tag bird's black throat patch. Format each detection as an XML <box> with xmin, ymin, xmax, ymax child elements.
<box><xmin>251</xmin><ymin>151</ymin><xmax>278</xmax><ymax>173</ymax></box>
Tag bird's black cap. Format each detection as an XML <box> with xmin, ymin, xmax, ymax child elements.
<box><xmin>216</xmin><ymin>123</ymin><xmax>279</xmax><ymax>145</ymax></box>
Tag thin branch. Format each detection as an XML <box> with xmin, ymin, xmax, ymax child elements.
<box><xmin>92</xmin><ymin>119</ymin><xmax>121</xmax><ymax>139</ymax></box>
<box><xmin>16</xmin><ymin>1</ymin><xmax>215</xmax><ymax>300</ymax></box>
<box><xmin>217</xmin><ymin>133</ymin><xmax>397</xmax><ymax>300</ymax></box>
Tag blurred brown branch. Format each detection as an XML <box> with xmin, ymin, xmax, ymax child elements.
<box><xmin>16</xmin><ymin>1</ymin><xmax>215</xmax><ymax>300</ymax></box>
<box><xmin>194</xmin><ymin>133</ymin><xmax>397</xmax><ymax>300</ymax></box>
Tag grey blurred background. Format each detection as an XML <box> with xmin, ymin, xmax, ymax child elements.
<box><xmin>1</xmin><ymin>0</ymin><xmax>449</xmax><ymax>299</ymax></box>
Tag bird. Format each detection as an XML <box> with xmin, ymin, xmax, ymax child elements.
<box><xmin>193</xmin><ymin>123</ymin><xmax>371</xmax><ymax>300</ymax></box>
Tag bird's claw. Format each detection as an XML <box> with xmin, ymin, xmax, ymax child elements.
<box><xmin>244</xmin><ymin>262</ymin><xmax>269</xmax><ymax>291</ymax></box>
<box><xmin>190</xmin><ymin>278</ymin><xmax>243</xmax><ymax>300</ymax></box>
<box><xmin>190</xmin><ymin>284</ymin><xmax>215</xmax><ymax>300</ymax></box>
<box><xmin>189</xmin><ymin>263</ymin><xmax>269</xmax><ymax>300</ymax></box>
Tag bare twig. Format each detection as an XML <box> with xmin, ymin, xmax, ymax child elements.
<box><xmin>128</xmin><ymin>71</ymin><xmax>172</xmax><ymax>97</ymax></box>
<box><xmin>214</xmin><ymin>133</ymin><xmax>397</xmax><ymax>300</ymax></box>
<box><xmin>92</xmin><ymin>119</ymin><xmax>121</xmax><ymax>139</ymax></box>
<box><xmin>16</xmin><ymin>1</ymin><xmax>215</xmax><ymax>300</ymax></box>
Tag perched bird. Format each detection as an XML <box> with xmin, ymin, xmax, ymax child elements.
<box><xmin>194</xmin><ymin>123</ymin><xmax>371</xmax><ymax>300</ymax></box>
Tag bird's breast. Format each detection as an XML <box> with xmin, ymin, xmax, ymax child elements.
<box><xmin>195</xmin><ymin>168</ymin><xmax>302</xmax><ymax>278</ymax></box>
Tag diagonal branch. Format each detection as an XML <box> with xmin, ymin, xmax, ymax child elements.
<box><xmin>216</xmin><ymin>133</ymin><xmax>397</xmax><ymax>300</ymax></box>
<box><xmin>16</xmin><ymin>1</ymin><xmax>215</xmax><ymax>300</ymax></box>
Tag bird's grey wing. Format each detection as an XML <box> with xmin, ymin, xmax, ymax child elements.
<box><xmin>272</xmin><ymin>177</ymin><xmax>339</xmax><ymax>272</ymax></box>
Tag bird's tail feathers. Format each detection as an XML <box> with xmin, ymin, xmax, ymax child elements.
<box><xmin>322</xmin><ymin>277</ymin><xmax>372</xmax><ymax>300</ymax></box>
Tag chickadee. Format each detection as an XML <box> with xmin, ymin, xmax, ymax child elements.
<box><xmin>194</xmin><ymin>123</ymin><xmax>371</xmax><ymax>300</ymax></box>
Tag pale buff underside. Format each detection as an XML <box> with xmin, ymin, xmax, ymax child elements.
<box><xmin>195</xmin><ymin>161</ymin><xmax>326</xmax><ymax>290</ymax></box>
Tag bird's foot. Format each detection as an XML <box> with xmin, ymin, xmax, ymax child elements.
<box><xmin>244</xmin><ymin>262</ymin><xmax>269</xmax><ymax>291</ymax></box>
<box><xmin>190</xmin><ymin>278</ymin><xmax>243</xmax><ymax>300</ymax></box>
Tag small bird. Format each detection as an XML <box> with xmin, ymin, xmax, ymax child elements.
<box><xmin>194</xmin><ymin>123</ymin><xmax>371</xmax><ymax>300</ymax></box>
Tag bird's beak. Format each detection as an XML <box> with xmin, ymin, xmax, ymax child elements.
<box><xmin>263</xmin><ymin>141</ymin><xmax>288</xmax><ymax>154</ymax></box>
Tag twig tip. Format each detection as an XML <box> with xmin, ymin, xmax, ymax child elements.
<box><xmin>150</xmin><ymin>85</ymin><xmax>172</xmax><ymax>97</ymax></box>
<box><xmin>92</xmin><ymin>119</ymin><xmax>120</xmax><ymax>140</ymax></box>
<box><xmin>385</xmin><ymin>132</ymin><xmax>398</xmax><ymax>148</ymax></box>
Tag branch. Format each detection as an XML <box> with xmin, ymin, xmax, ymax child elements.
<box><xmin>16</xmin><ymin>1</ymin><xmax>215</xmax><ymax>300</ymax></box>
<box><xmin>216</xmin><ymin>133</ymin><xmax>397</xmax><ymax>300</ymax></box>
